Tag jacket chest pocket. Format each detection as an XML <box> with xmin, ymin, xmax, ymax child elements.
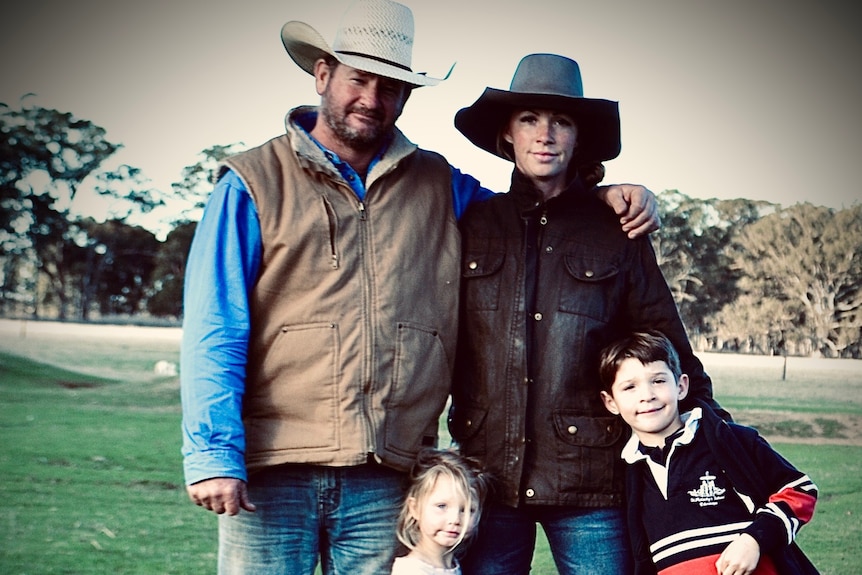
<box><xmin>553</xmin><ymin>412</ymin><xmax>625</xmax><ymax>493</ymax></box>
<box><xmin>558</xmin><ymin>255</ymin><xmax>619</xmax><ymax>323</ymax></box>
<box><xmin>462</xmin><ymin>250</ymin><xmax>506</xmax><ymax>311</ymax></box>
<box><xmin>554</xmin><ymin>413</ymin><xmax>624</xmax><ymax>448</ymax></box>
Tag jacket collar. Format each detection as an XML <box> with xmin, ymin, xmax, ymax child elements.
<box><xmin>285</xmin><ymin>105</ymin><xmax>418</xmax><ymax>188</ymax></box>
<box><xmin>621</xmin><ymin>407</ymin><xmax>703</xmax><ymax>499</ymax></box>
<box><xmin>621</xmin><ymin>407</ymin><xmax>703</xmax><ymax>464</ymax></box>
<box><xmin>509</xmin><ymin>168</ymin><xmax>588</xmax><ymax>214</ymax></box>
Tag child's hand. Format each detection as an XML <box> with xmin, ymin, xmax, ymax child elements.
<box><xmin>715</xmin><ymin>533</ymin><xmax>761</xmax><ymax>575</ymax></box>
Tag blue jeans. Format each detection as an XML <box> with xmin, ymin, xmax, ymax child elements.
<box><xmin>218</xmin><ymin>463</ymin><xmax>406</xmax><ymax>575</ymax></box>
<box><xmin>460</xmin><ymin>504</ymin><xmax>632</xmax><ymax>575</ymax></box>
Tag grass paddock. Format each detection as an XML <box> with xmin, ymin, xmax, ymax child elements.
<box><xmin>1</xmin><ymin>319</ymin><xmax>859</xmax><ymax>574</ymax></box>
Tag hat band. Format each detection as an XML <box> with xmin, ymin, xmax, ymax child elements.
<box><xmin>336</xmin><ymin>50</ymin><xmax>412</xmax><ymax>72</ymax></box>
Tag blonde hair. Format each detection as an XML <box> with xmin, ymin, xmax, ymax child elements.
<box><xmin>396</xmin><ymin>448</ymin><xmax>489</xmax><ymax>553</ymax></box>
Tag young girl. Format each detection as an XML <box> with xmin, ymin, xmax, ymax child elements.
<box><xmin>393</xmin><ymin>448</ymin><xmax>489</xmax><ymax>574</ymax></box>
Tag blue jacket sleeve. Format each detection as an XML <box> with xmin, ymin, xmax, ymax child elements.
<box><xmin>450</xmin><ymin>165</ymin><xmax>496</xmax><ymax>220</ymax></box>
<box><xmin>180</xmin><ymin>170</ymin><xmax>261</xmax><ymax>485</ymax></box>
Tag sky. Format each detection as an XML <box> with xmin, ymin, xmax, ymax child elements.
<box><xmin>3</xmin><ymin>0</ymin><xmax>861</xmax><ymax>236</ymax></box>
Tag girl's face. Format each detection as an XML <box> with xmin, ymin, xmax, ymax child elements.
<box><xmin>503</xmin><ymin>108</ymin><xmax>578</xmax><ymax>194</ymax></box>
<box><xmin>408</xmin><ymin>474</ymin><xmax>475</xmax><ymax>561</ymax></box>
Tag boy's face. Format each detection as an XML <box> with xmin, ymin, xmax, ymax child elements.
<box><xmin>600</xmin><ymin>358</ymin><xmax>689</xmax><ymax>447</ymax></box>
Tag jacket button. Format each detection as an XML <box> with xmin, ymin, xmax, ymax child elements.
<box><xmin>466</xmin><ymin>419</ymin><xmax>472</xmax><ymax>427</ymax></box>
<box><xmin>567</xmin><ymin>425</ymin><xmax>578</xmax><ymax>435</ymax></box>
<box><xmin>468</xmin><ymin>261</ymin><xmax>478</xmax><ymax>270</ymax></box>
<box><xmin>539</xmin><ymin>216</ymin><xmax>548</xmax><ymax>225</ymax></box>
<box><xmin>533</xmin><ymin>312</ymin><xmax>543</xmax><ymax>321</ymax></box>
<box><xmin>585</xmin><ymin>270</ymin><xmax>595</xmax><ymax>278</ymax></box>
<box><xmin>525</xmin><ymin>488</ymin><xmax>535</xmax><ymax>498</ymax></box>
<box><xmin>545</xmin><ymin>245</ymin><xmax>553</xmax><ymax>253</ymax></box>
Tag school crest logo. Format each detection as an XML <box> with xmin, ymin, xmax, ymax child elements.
<box><xmin>688</xmin><ymin>471</ymin><xmax>726</xmax><ymax>507</ymax></box>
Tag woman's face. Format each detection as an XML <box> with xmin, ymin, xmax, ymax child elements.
<box><xmin>504</xmin><ymin>108</ymin><xmax>578</xmax><ymax>194</ymax></box>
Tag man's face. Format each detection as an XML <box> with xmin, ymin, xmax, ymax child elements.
<box><xmin>317</xmin><ymin>62</ymin><xmax>408</xmax><ymax>151</ymax></box>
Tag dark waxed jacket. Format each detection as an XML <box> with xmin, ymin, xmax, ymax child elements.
<box><xmin>449</xmin><ymin>170</ymin><xmax>723</xmax><ymax>508</ymax></box>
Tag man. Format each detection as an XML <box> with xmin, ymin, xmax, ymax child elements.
<box><xmin>180</xmin><ymin>1</ymin><xmax>658</xmax><ymax>573</ymax></box>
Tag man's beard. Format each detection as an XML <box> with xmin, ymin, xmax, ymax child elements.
<box><xmin>320</xmin><ymin>99</ymin><xmax>389</xmax><ymax>151</ymax></box>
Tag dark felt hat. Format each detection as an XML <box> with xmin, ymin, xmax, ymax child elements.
<box><xmin>454</xmin><ymin>53</ymin><xmax>621</xmax><ymax>164</ymax></box>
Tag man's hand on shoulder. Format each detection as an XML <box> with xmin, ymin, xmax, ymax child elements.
<box><xmin>597</xmin><ymin>184</ymin><xmax>661</xmax><ymax>239</ymax></box>
<box><xmin>187</xmin><ymin>477</ymin><xmax>256</xmax><ymax>516</ymax></box>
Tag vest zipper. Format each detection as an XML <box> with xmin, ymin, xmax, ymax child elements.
<box><xmin>356</xmin><ymin>197</ymin><xmax>375</xmax><ymax>453</ymax></box>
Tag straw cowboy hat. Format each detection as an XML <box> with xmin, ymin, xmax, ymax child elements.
<box><xmin>455</xmin><ymin>53</ymin><xmax>621</xmax><ymax>165</ymax></box>
<box><xmin>281</xmin><ymin>0</ymin><xmax>449</xmax><ymax>88</ymax></box>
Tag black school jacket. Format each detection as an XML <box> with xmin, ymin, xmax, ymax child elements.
<box><xmin>626</xmin><ymin>401</ymin><xmax>820</xmax><ymax>575</ymax></box>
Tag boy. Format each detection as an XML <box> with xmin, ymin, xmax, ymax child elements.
<box><xmin>598</xmin><ymin>331</ymin><xmax>819</xmax><ymax>575</ymax></box>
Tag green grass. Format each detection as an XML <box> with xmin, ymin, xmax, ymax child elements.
<box><xmin>0</xmin><ymin>325</ymin><xmax>860</xmax><ymax>574</ymax></box>
<box><xmin>774</xmin><ymin>444</ymin><xmax>862</xmax><ymax>574</ymax></box>
<box><xmin>0</xmin><ymin>351</ymin><xmax>217</xmax><ymax>575</ymax></box>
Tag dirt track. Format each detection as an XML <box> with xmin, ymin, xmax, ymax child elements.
<box><xmin>732</xmin><ymin>409</ymin><xmax>862</xmax><ymax>446</ymax></box>
<box><xmin>0</xmin><ymin>318</ymin><xmax>181</xmax><ymax>342</ymax></box>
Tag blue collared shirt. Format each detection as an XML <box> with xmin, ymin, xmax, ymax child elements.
<box><xmin>180</xmin><ymin>130</ymin><xmax>495</xmax><ymax>485</ymax></box>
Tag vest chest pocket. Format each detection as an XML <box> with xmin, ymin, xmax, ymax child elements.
<box><xmin>462</xmin><ymin>250</ymin><xmax>506</xmax><ymax>311</ymax></box>
<box><xmin>558</xmin><ymin>255</ymin><xmax>619</xmax><ymax>322</ymax></box>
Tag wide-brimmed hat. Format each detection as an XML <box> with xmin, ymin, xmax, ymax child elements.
<box><xmin>281</xmin><ymin>0</ymin><xmax>448</xmax><ymax>88</ymax></box>
<box><xmin>455</xmin><ymin>53</ymin><xmax>621</xmax><ymax>164</ymax></box>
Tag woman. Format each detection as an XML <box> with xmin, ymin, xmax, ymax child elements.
<box><xmin>449</xmin><ymin>53</ymin><xmax>726</xmax><ymax>575</ymax></box>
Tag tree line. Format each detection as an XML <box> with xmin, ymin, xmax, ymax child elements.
<box><xmin>2</xmin><ymin>103</ymin><xmax>860</xmax><ymax>357</ymax></box>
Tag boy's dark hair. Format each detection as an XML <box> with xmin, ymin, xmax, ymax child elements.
<box><xmin>598</xmin><ymin>331</ymin><xmax>683</xmax><ymax>393</ymax></box>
